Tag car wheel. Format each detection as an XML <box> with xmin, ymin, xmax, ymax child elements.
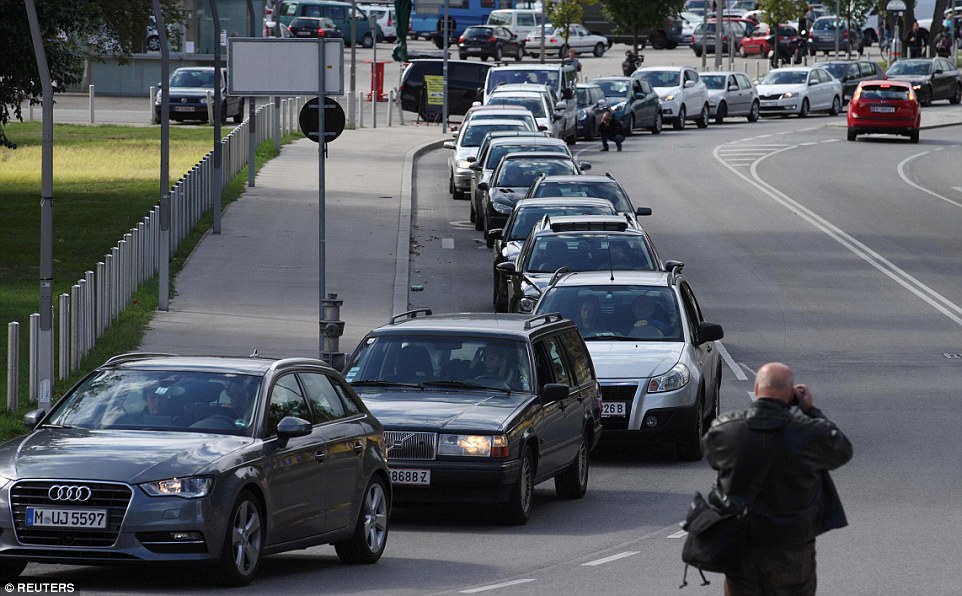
<box><xmin>847</xmin><ymin>128</ymin><xmax>857</xmax><ymax>141</ymax></box>
<box><xmin>0</xmin><ymin>560</ymin><xmax>26</xmax><ymax>580</ymax></box>
<box><xmin>919</xmin><ymin>86</ymin><xmax>932</xmax><ymax>107</ymax></box>
<box><xmin>469</xmin><ymin>199</ymin><xmax>476</xmax><ymax>223</ymax></box>
<box><xmin>147</xmin><ymin>35</ymin><xmax>161</xmax><ymax>52</ymax></box>
<box><xmin>334</xmin><ymin>476</ymin><xmax>389</xmax><ymax>564</ymax></box>
<box><xmin>650</xmin><ymin>110</ymin><xmax>662</xmax><ymax>134</ymax></box>
<box><xmin>480</xmin><ymin>54</ymin><xmax>489</xmax><ymax>62</ymax></box>
<box><xmin>514</xmin><ymin>47</ymin><xmax>523</xmax><ymax>61</ymax></box>
<box><xmin>693</xmin><ymin>47</ymin><xmax>703</xmax><ymax>58</ymax></box>
<box><xmin>696</xmin><ymin>103</ymin><xmax>709</xmax><ymax>128</ymax></box>
<box><xmin>593</xmin><ymin>42</ymin><xmax>605</xmax><ymax>57</ymax></box>
<box><xmin>494</xmin><ymin>278</ymin><xmax>509</xmax><ymax>312</ymax></box>
<box><xmin>673</xmin><ymin>106</ymin><xmax>686</xmax><ymax>130</ymax></box>
<box><xmin>233</xmin><ymin>100</ymin><xmax>245</xmax><ymax>124</ymax></box>
<box><xmin>494</xmin><ymin>44</ymin><xmax>503</xmax><ymax>61</ymax></box>
<box><xmin>449</xmin><ymin>173</ymin><xmax>456</xmax><ymax>196</ymax></box>
<box><xmin>362</xmin><ymin>33</ymin><xmax>374</xmax><ymax>48</ymax></box>
<box><xmin>459</xmin><ymin>53</ymin><xmax>467</xmax><ymax>60</ymax></box>
<box><xmin>950</xmin><ymin>84</ymin><xmax>962</xmax><ymax>105</ymax></box>
<box><xmin>715</xmin><ymin>101</ymin><xmax>727</xmax><ymax>124</ymax></box>
<box><xmin>211</xmin><ymin>490</ymin><xmax>263</xmax><ymax>586</ymax></box>
<box><xmin>677</xmin><ymin>394</ymin><xmax>705</xmax><ymax>462</ymax></box>
<box><xmin>484</xmin><ymin>212</ymin><xmax>495</xmax><ymax>248</ymax></box>
<box><xmin>496</xmin><ymin>445</ymin><xmax>534</xmax><ymax>525</ymax></box>
<box><xmin>799</xmin><ymin>98</ymin><xmax>810</xmax><ymax>118</ymax></box>
<box><xmin>738</xmin><ymin>44</ymin><xmax>747</xmax><ymax>58</ymax></box>
<box><xmin>829</xmin><ymin>95</ymin><xmax>841</xmax><ymax>116</ymax></box>
<box><xmin>474</xmin><ymin>201</ymin><xmax>484</xmax><ymax>230</ymax></box>
<box><xmin>555</xmin><ymin>430</ymin><xmax>589</xmax><ymax>499</ymax></box>
<box><xmin>651</xmin><ymin>31</ymin><xmax>668</xmax><ymax>50</ymax></box>
<box><xmin>909</xmin><ymin>129</ymin><xmax>920</xmax><ymax>143</ymax></box>
<box><xmin>625</xmin><ymin>114</ymin><xmax>635</xmax><ymax>136</ymax></box>
<box><xmin>747</xmin><ymin>99</ymin><xmax>760</xmax><ymax>122</ymax></box>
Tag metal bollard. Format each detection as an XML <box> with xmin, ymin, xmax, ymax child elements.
<box><xmin>358</xmin><ymin>91</ymin><xmax>365</xmax><ymax>128</ymax></box>
<box><xmin>29</xmin><ymin>313</ymin><xmax>39</xmax><ymax>401</ymax></box>
<box><xmin>70</xmin><ymin>286</ymin><xmax>81</xmax><ymax>371</ymax></box>
<box><xmin>388</xmin><ymin>89</ymin><xmax>395</xmax><ymax>127</ymax></box>
<box><xmin>320</xmin><ymin>293</ymin><xmax>346</xmax><ymax>369</ymax></box>
<box><xmin>206</xmin><ymin>90</ymin><xmax>214</xmax><ymax>124</ymax></box>
<box><xmin>7</xmin><ymin>322</ymin><xmax>18</xmax><ymax>413</ymax></box>
<box><xmin>150</xmin><ymin>85</ymin><xmax>159</xmax><ymax>124</ymax></box>
<box><xmin>58</xmin><ymin>294</ymin><xmax>69</xmax><ymax>381</ymax></box>
<box><xmin>89</xmin><ymin>84</ymin><xmax>95</xmax><ymax>124</ymax></box>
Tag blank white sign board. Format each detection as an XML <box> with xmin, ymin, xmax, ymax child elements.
<box><xmin>228</xmin><ymin>38</ymin><xmax>344</xmax><ymax>96</ymax></box>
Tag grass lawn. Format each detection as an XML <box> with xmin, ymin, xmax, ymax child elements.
<box><xmin>0</xmin><ymin>121</ymin><xmax>299</xmax><ymax>440</ymax></box>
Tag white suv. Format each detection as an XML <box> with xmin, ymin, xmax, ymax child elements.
<box><xmin>631</xmin><ymin>66</ymin><xmax>710</xmax><ymax>130</ymax></box>
<box><xmin>359</xmin><ymin>4</ymin><xmax>396</xmax><ymax>42</ymax></box>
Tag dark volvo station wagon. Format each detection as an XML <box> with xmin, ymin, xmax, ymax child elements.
<box><xmin>345</xmin><ymin>310</ymin><xmax>602</xmax><ymax>524</ymax></box>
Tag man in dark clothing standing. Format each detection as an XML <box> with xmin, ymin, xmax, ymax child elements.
<box><xmin>702</xmin><ymin>362</ymin><xmax>852</xmax><ymax>596</ymax></box>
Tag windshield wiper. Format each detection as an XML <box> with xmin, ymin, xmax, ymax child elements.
<box><xmin>351</xmin><ymin>380</ymin><xmax>423</xmax><ymax>389</ymax></box>
<box><xmin>421</xmin><ymin>380</ymin><xmax>512</xmax><ymax>394</ymax></box>
<box><xmin>40</xmin><ymin>423</ymin><xmax>72</xmax><ymax>429</ymax></box>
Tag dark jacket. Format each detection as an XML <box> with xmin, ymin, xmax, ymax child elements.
<box><xmin>702</xmin><ymin>399</ymin><xmax>852</xmax><ymax>549</ymax></box>
<box><xmin>599</xmin><ymin>116</ymin><xmax>626</xmax><ymax>138</ymax></box>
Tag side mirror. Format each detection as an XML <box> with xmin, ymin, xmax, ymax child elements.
<box><xmin>538</xmin><ymin>124</ymin><xmax>549</xmax><ymax>131</ymax></box>
<box><xmin>276</xmin><ymin>416</ymin><xmax>312</xmax><ymax>448</ymax></box>
<box><xmin>809</xmin><ymin>80</ymin><xmax>817</xmax><ymax>85</ymax></box>
<box><xmin>489</xmin><ymin>228</ymin><xmax>503</xmax><ymax>240</ymax></box>
<box><xmin>579</xmin><ymin>161</ymin><xmax>591</xmax><ymax>171</ymax></box>
<box><xmin>635</xmin><ymin>92</ymin><xmax>646</xmax><ymax>99</ymax></box>
<box><xmin>635</xmin><ymin>206</ymin><xmax>652</xmax><ymax>216</ymax></box>
<box><xmin>22</xmin><ymin>409</ymin><xmax>45</xmax><ymax>429</ymax></box>
<box><xmin>469</xmin><ymin>162</ymin><xmax>483</xmax><ymax>171</ymax></box>
<box><xmin>478</xmin><ymin>182</ymin><xmax>490</xmax><ymax>191</ymax></box>
<box><xmin>697</xmin><ymin>322</ymin><xmax>725</xmax><ymax>345</ymax></box>
<box><xmin>728</xmin><ymin>84</ymin><xmax>738</xmax><ymax>91</ymax></box>
<box><xmin>466</xmin><ymin>156</ymin><xmax>476</xmax><ymax>163</ymax></box>
<box><xmin>496</xmin><ymin>261</ymin><xmax>517</xmax><ymax>274</ymax></box>
<box><xmin>555</xmin><ymin>100</ymin><xmax>567</xmax><ymax>110</ymax></box>
<box><xmin>540</xmin><ymin>382</ymin><xmax>569</xmax><ymax>403</ymax></box>
<box><xmin>684</xmin><ymin>80</ymin><xmax>695</xmax><ymax>88</ymax></box>
<box><xmin>443</xmin><ymin>141</ymin><xmax>455</xmax><ymax>149</ymax></box>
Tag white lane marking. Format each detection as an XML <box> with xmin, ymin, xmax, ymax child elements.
<box><xmin>460</xmin><ymin>579</ymin><xmax>537</xmax><ymax>593</ymax></box>
<box><xmin>740</xmin><ymin>362</ymin><xmax>757</xmax><ymax>378</ymax></box>
<box><xmin>897</xmin><ymin>150</ymin><xmax>962</xmax><ymax>210</ymax></box>
<box><xmin>582</xmin><ymin>552</ymin><xmax>639</xmax><ymax>566</ymax></box>
<box><xmin>822</xmin><ymin>138</ymin><xmax>841</xmax><ymax>143</ymax></box>
<box><xmin>712</xmin><ymin>143</ymin><xmax>962</xmax><ymax>328</ymax></box>
<box><xmin>799</xmin><ymin>142</ymin><xmax>817</xmax><ymax>146</ymax></box>
<box><xmin>442</xmin><ymin>238</ymin><xmax>455</xmax><ymax>249</ymax></box>
<box><xmin>953</xmin><ymin>187</ymin><xmax>962</xmax><ymax>194</ymax></box>
<box><xmin>667</xmin><ymin>530</ymin><xmax>688</xmax><ymax>539</ymax></box>
<box><xmin>716</xmin><ymin>342</ymin><xmax>747</xmax><ymax>381</ymax></box>
<box><xmin>748</xmin><ymin>390</ymin><xmax>756</xmax><ymax>401</ymax></box>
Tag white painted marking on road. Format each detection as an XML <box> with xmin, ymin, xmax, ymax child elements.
<box><xmin>442</xmin><ymin>238</ymin><xmax>454</xmax><ymax>249</ymax></box>
<box><xmin>799</xmin><ymin>142</ymin><xmax>817</xmax><ymax>146</ymax></box>
<box><xmin>582</xmin><ymin>552</ymin><xmax>639</xmax><ymax>566</ymax></box>
<box><xmin>822</xmin><ymin>138</ymin><xmax>841</xmax><ymax>143</ymax></box>
<box><xmin>897</xmin><ymin>151</ymin><xmax>962</xmax><ymax>210</ymax></box>
<box><xmin>740</xmin><ymin>363</ymin><xmax>757</xmax><ymax>378</ymax></box>
<box><xmin>460</xmin><ymin>579</ymin><xmax>537</xmax><ymax>593</ymax></box>
<box><xmin>953</xmin><ymin>187</ymin><xmax>962</xmax><ymax>194</ymax></box>
<box><xmin>667</xmin><ymin>530</ymin><xmax>688</xmax><ymax>539</ymax></box>
<box><xmin>717</xmin><ymin>342</ymin><xmax>747</xmax><ymax>381</ymax></box>
<box><xmin>748</xmin><ymin>390</ymin><xmax>756</xmax><ymax>401</ymax></box>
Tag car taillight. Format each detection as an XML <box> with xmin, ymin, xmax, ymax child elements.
<box><xmin>387</xmin><ymin>15</ymin><xmax>392</xmax><ymax>26</ymax></box>
<box><xmin>318</xmin><ymin>28</ymin><xmax>325</xmax><ymax>37</ymax></box>
<box><xmin>852</xmin><ymin>87</ymin><xmax>862</xmax><ymax>101</ymax></box>
<box><xmin>550</xmin><ymin>37</ymin><xmax>558</xmax><ymax>43</ymax></box>
<box><xmin>459</xmin><ymin>35</ymin><xmax>465</xmax><ymax>42</ymax></box>
<box><xmin>488</xmin><ymin>36</ymin><xmax>497</xmax><ymax>42</ymax></box>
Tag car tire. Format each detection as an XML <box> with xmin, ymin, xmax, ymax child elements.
<box><xmin>909</xmin><ymin>129</ymin><xmax>920</xmax><ymax>143</ymax></box>
<box><xmin>474</xmin><ymin>202</ymin><xmax>484</xmax><ymax>230</ymax></box>
<box><xmin>493</xmin><ymin>44</ymin><xmax>503</xmax><ymax>61</ymax></box>
<box><xmin>211</xmin><ymin>490</ymin><xmax>264</xmax><ymax>586</ymax></box>
<box><xmin>147</xmin><ymin>35</ymin><xmax>161</xmax><ymax>52</ymax></box>
<box><xmin>950</xmin><ymin>84</ymin><xmax>962</xmax><ymax>105</ymax></box>
<box><xmin>494</xmin><ymin>278</ymin><xmax>509</xmax><ymax>312</ymax></box>
<box><xmin>0</xmin><ymin>560</ymin><xmax>26</xmax><ymax>580</ymax></box>
<box><xmin>555</xmin><ymin>430</ymin><xmax>589</xmax><ymax>499</ymax></box>
<box><xmin>829</xmin><ymin>95</ymin><xmax>841</xmax><ymax>116</ymax></box>
<box><xmin>484</xmin><ymin>212</ymin><xmax>495</xmax><ymax>248</ymax></box>
<box><xmin>738</xmin><ymin>44</ymin><xmax>747</xmax><ymax>58</ymax></box>
<box><xmin>362</xmin><ymin>33</ymin><xmax>374</xmax><ymax>48</ymax></box>
<box><xmin>449</xmin><ymin>173</ymin><xmax>456</xmax><ymax>196</ymax></box>
<box><xmin>677</xmin><ymin>394</ymin><xmax>705</xmax><ymax>462</ymax></box>
<box><xmin>481</xmin><ymin>54</ymin><xmax>489</xmax><ymax>62</ymax></box>
<box><xmin>650</xmin><ymin>110</ymin><xmax>663</xmax><ymax>134</ymax></box>
<box><xmin>593</xmin><ymin>42</ymin><xmax>605</xmax><ymax>57</ymax></box>
<box><xmin>693</xmin><ymin>47</ymin><xmax>703</xmax><ymax>58</ymax></box>
<box><xmin>625</xmin><ymin>114</ymin><xmax>635</xmax><ymax>136</ymax></box>
<box><xmin>799</xmin><ymin>98</ymin><xmax>810</xmax><ymax>118</ymax></box>
<box><xmin>919</xmin><ymin>86</ymin><xmax>932</xmax><ymax>107</ymax></box>
<box><xmin>651</xmin><ymin>31</ymin><xmax>668</xmax><ymax>50</ymax></box>
<box><xmin>747</xmin><ymin>99</ymin><xmax>760</xmax><ymax>122</ymax></box>
<box><xmin>847</xmin><ymin>128</ymin><xmax>857</xmax><ymax>141</ymax></box>
<box><xmin>496</xmin><ymin>445</ymin><xmax>534</xmax><ymax>525</ymax></box>
<box><xmin>459</xmin><ymin>53</ymin><xmax>467</xmax><ymax>60</ymax></box>
<box><xmin>696</xmin><ymin>103</ymin><xmax>709</xmax><ymax>128</ymax></box>
<box><xmin>334</xmin><ymin>476</ymin><xmax>389</xmax><ymax>564</ymax></box>
<box><xmin>673</xmin><ymin>106</ymin><xmax>686</xmax><ymax>130</ymax></box>
<box><xmin>233</xmin><ymin>100</ymin><xmax>245</xmax><ymax>124</ymax></box>
<box><xmin>469</xmin><ymin>199</ymin><xmax>477</xmax><ymax>223</ymax></box>
<box><xmin>715</xmin><ymin>101</ymin><xmax>727</xmax><ymax>124</ymax></box>
<box><xmin>514</xmin><ymin>47</ymin><xmax>523</xmax><ymax>62</ymax></box>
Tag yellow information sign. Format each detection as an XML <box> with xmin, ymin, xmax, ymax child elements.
<box><xmin>425</xmin><ymin>75</ymin><xmax>445</xmax><ymax>105</ymax></box>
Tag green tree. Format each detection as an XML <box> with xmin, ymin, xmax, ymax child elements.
<box><xmin>598</xmin><ymin>0</ymin><xmax>685</xmax><ymax>52</ymax></box>
<box><xmin>546</xmin><ymin>0</ymin><xmax>596</xmax><ymax>46</ymax></box>
<box><xmin>0</xmin><ymin>0</ymin><xmax>181</xmax><ymax>148</ymax></box>
<box><xmin>757</xmin><ymin>0</ymin><xmax>801</xmax><ymax>30</ymax></box>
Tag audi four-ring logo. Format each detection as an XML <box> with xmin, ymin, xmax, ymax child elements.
<box><xmin>47</xmin><ymin>485</ymin><xmax>92</xmax><ymax>502</ymax></box>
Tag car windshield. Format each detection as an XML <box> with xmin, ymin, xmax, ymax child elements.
<box><xmin>487</xmin><ymin>69</ymin><xmax>559</xmax><ymax>93</ymax></box>
<box><xmin>169</xmin><ymin>70</ymin><xmax>215</xmax><ymax>88</ymax></box>
<box><xmin>594</xmin><ymin>79</ymin><xmax>630</xmax><ymax>98</ymax></box>
<box><xmin>494</xmin><ymin>158</ymin><xmax>577</xmax><ymax>187</ymax></box>
<box><xmin>506</xmin><ymin>204</ymin><xmax>615</xmax><ymax>241</ymax></box>
<box><xmin>633</xmin><ymin>70</ymin><xmax>680</xmax><ymax>87</ymax></box>
<box><xmin>887</xmin><ymin>61</ymin><xmax>931</xmax><ymax>76</ymax></box>
<box><xmin>46</xmin><ymin>369</ymin><xmax>261</xmax><ymax>436</ymax></box>
<box><xmin>576</xmin><ymin>87</ymin><xmax>592</xmax><ymax>105</ymax></box>
<box><xmin>701</xmin><ymin>75</ymin><xmax>726</xmax><ymax>90</ymax></box>
<box><xmin>537</xmin><ymin>285</ymin><xmax>683</xmax><ymax>341</ymax></box>
<box><xmin>345</xmin><ymin>336</ymin><xmax>532</xmax><ymax>393</ymax></box>
<box><xmin>485</xmin><ymin>143</ymin><xmax>567</xmax><ymax>169</ymax></box>
<box><xmin>760</xmin><ymin>71</ymin><xmax>807</xmax><ymax>85</ymax></box>
<box><xmin>462</xmin><ymin>122</ymin><xmax>526</xmax><ymax>147</ymax></box>
<box><xmin>472</xmin><ymin>113</ymin><xmax>535</xmax><ymax>129</ymax></box>
<box><xmin>522</xmin><ymin>235</ymin><xmax>656</xmax><ymax>273</ymax></box>
<box><xmin>487</xmin><ymin>96</ymin><xmax>547</xmax><ymax>118</ymax></box>
<box><xmin>529</xmin><ymin>181</ymin><xmax>634</xmax><ymax>213</ymax></box>
<box><xmin>465</xmin><ymin>27</ymin><xmax>494</xmax><ymax>39</ymax></box>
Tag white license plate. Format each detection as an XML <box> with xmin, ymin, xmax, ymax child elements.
<box><xmin>389</xmin><ymin>468</ymin><xmax>431</xmax><ymax>486</ymax></box>
<box><xmin>173</xmin><ymin>106</ymin><xmax>195</xmax><ymax>112</ymax></box>
<box><xmin>760</xmin><ymin>101</ymin><xmax>776</xmax><ymax>107</ymax></box>
<box><xmin>25</xmin><ymin>507</ymin><xmax>107</xmax><ymax>529</ymax></box>
<box><xmin>871</xmin><ymin>106</ymin><xmax>896</xmax><ymax>113</ymax></box>
<box><xmin>601</xmin><ymin>402</ymin><xmax>626</xmax><ymax>417</ymax></box>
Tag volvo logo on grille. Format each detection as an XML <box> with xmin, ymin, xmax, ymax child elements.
<box><xmin>48</xmin><ymin>485</ymin><xmax>92</xmax><ymax>502</ymax></box>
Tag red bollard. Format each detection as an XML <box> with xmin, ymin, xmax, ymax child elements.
<box><xmin>366</xmin><ymin>60</ymin><xmax>389</xmax><ymax>102</ymax></box>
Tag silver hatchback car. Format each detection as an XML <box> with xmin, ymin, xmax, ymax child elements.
<box><xmin>0</xmin><ymin>354</ymin><xmax>390</xmax><ymax>585</ymax></box>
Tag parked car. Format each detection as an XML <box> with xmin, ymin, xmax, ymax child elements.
<box><xmin>487</xmin><ymin>87</ymin><xmax>566</xmax><ymax>140</ymax></box>
<box><xmin>884</xmin><ymin>58</ymin><xmax>962</xmax><ymax>107</ymax></box>
<box><xmin>358</xmin><ymin>3</ymin><xmax>396</xmax><ymax>42</ymax></box>
<box><xmin>590</xmin><ymin>76</ymin><xmax>663</xmax><ymax>134</ymax></box>
<box><xmin>576</xmin><ymin>83</ymin><xmax>608</xmax><ymax>141</ymax></box>
<box><xmin>344</xmin><ymin>310</ymin><xmax>603</xmax><ymax>525</ymax></box>
<box><xmin>524</xmin><ymin>174</ymin><xmax>650</xmax><ymax>219</ymax></box>
<box><xmin>525</xmin><ymin>23</ymin><xmax>609</xmax><ymax>58</ymax></box>
<box><xmin>486</xmin><ymin>8</ymin><xmax>545</xmax><ymax>39</ymax></box>
<box><xmin>498</xmin><ymin>215</ymin><xmax>663</xmax><ymax>314</ymax></box>
<box><xmin>846</xmin><ymin>80</ymin><xmax>921</xmax><ymax>142</ymax></box>
<box><xmin>483</xmin><ymin>64</ymin><xmax>579</xmax><ymax>144</ymax></box>
<box><xmin>690</xmin><ymin>20</ymin><xmax>747</xmax><ymax>56</ymax></box>
<box><xmin>820</xmin><ymin>60</ymin><xmax>887</xmax><ymax>101</ymax></box>
<box><xmin>0</xmin><ymin>354</ymin><xmax>390</xmax><ymax>585</ymax></box>
<box><xmin>534</xmin><ymin>266</ymin><xmax>725</xmax><ymax>460</ymax></box>
<box><xmin>459</xmin><ymin>25</ymin><xmax>524</xmax><ymax>61</ymax></box>
<box><xmin>458</xmin><ymin>104</ymin><xmax>539</xmax><ymax>134</ymax></box>
<box><xmin>490</xmin><ymin>198</ymin><xmax>618</xmax><ymax>312</ymax></box>
<box><xmin>273</xmin><ymin>0</ymin><xmax>382</xmax><ymax>47</ymax></box>
<box><xmin>738</xmin><ymin>23</ymin><xmax>801</xmax><ymax>61</ymax></box>
<box><xmin>755</xmin><ymin>66</ymin><xmax>843</xmax><ymax>117</ymax></box>
<box><xmin>286</xmin><ymin>16</ymin><xmax>343</xmax><ymax>38</ymax></box>
<box><xmin>445</xmin><ymin>119</ymin><xmax>531</xmax><ymax>200</ymax></box>
<box><xmin>631</xmin><ymin>66</ymin><xmax>710</xmax><ymax>130</ymax></box>
<box><xmin>808</xmin><ymin>16</ymin><xmax>863</xmax><ymax>56</ymax></box>
<box><xmin>155</xmin><ymin>67</ymin><xmax>244</xmax><ymax>124</ymax></box>
<box><xmin>398</xmin><ymin>59</ymin><xmax>491</xmax><ymax>119</ymax></box>
<box><xmin>699</xmin><ymin>71</ymin><xmax>760</xmax><ymax>123</ymax></box>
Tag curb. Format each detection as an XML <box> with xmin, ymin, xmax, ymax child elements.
<box><xmin>393</xmin><ymin>136</ymin><xmax>447</xmax><ymax>317</ymax></box>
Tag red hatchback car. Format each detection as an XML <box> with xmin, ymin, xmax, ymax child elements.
<box><xmin>846</xmin><ymin>80</ymin><xmax>920</xmax><ymax>143</ymax></box>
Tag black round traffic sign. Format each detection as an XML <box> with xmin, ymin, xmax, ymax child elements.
<box><xmin>299</xmin><ymin>96</ymin><xmax>345</xmax><ymax>143</ymax></box>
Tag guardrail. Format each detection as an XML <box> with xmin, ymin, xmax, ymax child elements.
<box><xmin>4</xmin><ymin>98</ymin><xmax>306</xmax><ymax>412</ymax></box>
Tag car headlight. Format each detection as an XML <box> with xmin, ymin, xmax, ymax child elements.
<box><xmin>912</xmin><ymin>84</ymin><xmax>921</xmax><ymax>90</ymax></box>
<box><xmin>577</xmin><ymin>108</ymin><xmax>587</xmax><ymax>119</ymax></box>
<box><xmin>140</xmin><ymin>476</ymin><xmax>212</xmax><ymax>499</ymax></box>
<box><xmin>613</xmin><ymin>102</ymin><xmax>627</xmax><ymax>111</ymax></box>
<box><xmin>492</xmin><ymin>201</ymin><xmax>513</xmax><ymax>214</ymax></box>
<box><xmin>518</xmin><ymin>296</ymin><xmax>537</xmax><ymax>313</ymax></box>
<box><xmin>438</xmin><ymin>434</ymin><xmax>508</xmax><ymax>457</ymax></box>
<box><xmin>780</xmin><ymin>91</ymin><xmax>797</xmax><ymax>99</ymax></box>
<box><xmin>647</xmin><ymin>363</ymin><xmax>690</xmax><ymax>393</ymax></box>
<box><xmin>198</xmin><ymin>97</ymin><xmax>208</xmax><ymax>105</ymax></box>
<box><xmin>662</xmin><ymin>94</ymin><xmax>676</xmax><ymax>102</ymax></box>
<box><xmin>456</xmin><ymin>159</ymin><xmax>472</xmax><ymax>169</ymax></box>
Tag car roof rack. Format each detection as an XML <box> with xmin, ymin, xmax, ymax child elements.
<box><xmin>524</xmin><ymin>312</ymin><xmax>564</xmax><ymax>330</ymax></box>
<box><xmin>390</xmin><ymin>308</ymin><xmax>433</xmax><ymax>324</ymax></box>
<box><xmin>102</xmin><ymin>352</ymin><xmax>178</xmax><ymax>366</ymax></box>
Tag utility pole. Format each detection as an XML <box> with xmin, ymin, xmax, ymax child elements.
<box><xmin>153</xmin><ymin>0</ymin><xmax>172</xmax><ymax>312</ymax></box>
<box><xmin>210</xmin><ymin>0</ymin><xmax>223</xmax><ymax>234</ymax></box>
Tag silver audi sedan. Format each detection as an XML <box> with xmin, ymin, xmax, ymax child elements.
<box><xmin>0</xmin><ymin>354</ymin><xmax>390</xmax><ymax>585</ymax></box>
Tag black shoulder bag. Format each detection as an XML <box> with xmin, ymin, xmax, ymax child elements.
<box><xmin>680</xmin><ymin>430</ymin><xmax>783</xmax><ymax>587</ymax></box>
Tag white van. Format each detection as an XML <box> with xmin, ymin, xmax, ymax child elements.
<box><xmin>486</xmin><ymin>9</ymin><xmax>544</xmax><ymax>39</ymax></box>
<box><xmin>358</xmin><ymin>4</ymin><xmax>396</xmax><ymax>42</ymax></box>
<box><xmin>483</xmin><ymin>64</ymin><xmax>579</xmax><ymax>145</ymax></box>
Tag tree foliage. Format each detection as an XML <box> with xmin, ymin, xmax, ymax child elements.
<box><xmin>758</xmin><ymin>0</ymin><xmax>802</xmax><ymax>29</ymax></box>
<box><xmin>546</xmin><ymin>0</ymin><xmax>596</xmax><ymax>43</ymax></box>
<box><xmin>598</xmin><ymin>0</ymin><xmax>685</xmax><ymax>51</ymax></box>
<box><xmin>0</xmin><ymin>0</ymin><xmax>180</xmax><ymax>148</ymax></box>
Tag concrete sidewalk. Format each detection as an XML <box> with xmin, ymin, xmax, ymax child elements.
<box><xmin>139</xmin><ymin>124</ymin><xmax>445</xmax><ymax>359</ymax></box>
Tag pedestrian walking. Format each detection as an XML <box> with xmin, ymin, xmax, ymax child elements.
<box><xmin>907</xmin><ymin>20</ymin><xmax>927</xmax><ymax>58</ymax></box>
<box><xmin>563</xmin><ymin>48</ymin><xmax>582</xmax><ymax>73</ymax></box>
<box><xmin>598</xmin><ymin>110</ymin><xmax>625</xmax><ymax>152</ymax></box>
<box><xmin>700</xmin><ymin>362</ymin><xmax>853</xmax><ymax>595</ymax></box>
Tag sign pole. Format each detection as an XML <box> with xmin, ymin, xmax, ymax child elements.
<box><xmin>153</xmin><ymin>0</ymin><xmax>171</xmax><ymax>312</ymax></box>
<box><xmin>442</xmin><ymin>0</ymin><xmax>449</xmax><ymax>131</ymax></box>
<box><xmin>318</xmin><ymin>39</ymin><xmax>327</xmax><ymax>360</ymax></box>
